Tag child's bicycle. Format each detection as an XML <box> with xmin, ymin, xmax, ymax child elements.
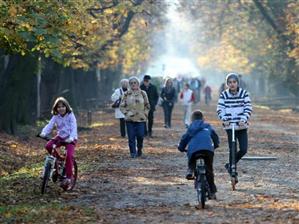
<box><xmin>193</xmin><ymin>155</ymin><xmax>212</xmax><ymax>209</ymax></box>
<box><xmin>37</xmin><ymin>134</ymin><xmax>78</xmax><ymax>194</ymax></box>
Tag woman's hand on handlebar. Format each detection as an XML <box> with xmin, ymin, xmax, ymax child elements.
<box><xmin>223</xmin><ymin>120</ymin><xmax>230</xmax><ymax>127</ymax></box>
<box><xmin>238</xmin><ymin>120</ymin><xmax>246</xmax><ymax>127</ymax></box>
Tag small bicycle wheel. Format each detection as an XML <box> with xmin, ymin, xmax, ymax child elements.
<box><xmin>196</xmin><ymin>174</ymin><xmax>206</xmax><ymax>209</ymax></box>
<box><xmin>231</xmin><ymin>177</ymin><xmax>236</xmax><ymax>191</ymax></box>
<box><xmin>41</xmin><ymin>163</ymin><xmax>51</xmax><ymax>194</ymax></box>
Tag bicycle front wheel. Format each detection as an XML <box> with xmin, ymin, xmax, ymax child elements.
<box><xmin>41</xmin><ymin>163</ymin><xmax>51</xmax><ymax>194</ymax></box>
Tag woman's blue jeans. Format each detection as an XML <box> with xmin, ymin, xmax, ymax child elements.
<box><xmin>126</xmin><ymin>121</ymin><xmax>145</xmax><ymax>156</ymax></box>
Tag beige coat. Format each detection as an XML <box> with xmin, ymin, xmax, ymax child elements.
<box><xmin>120</xmin><ymin>89</ymin><xmax>150</xmax><ymax>122</ymax></box>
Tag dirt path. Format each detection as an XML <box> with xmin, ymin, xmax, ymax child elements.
<box><xmin>0</xmin><ymin>101</ymin><xmax>298</xmax><ymax>223</ymax></box>
<box><xmin>71</xmin><ymin>102</ymin><xmax>299</xmax><ymax>223</ymax></box>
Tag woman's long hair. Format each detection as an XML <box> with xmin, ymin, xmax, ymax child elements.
<box><xmin>51</xmin><ymin>97</ymin><xmax>73</xmax><ymax>115</ymax></box>
<box><xmin>164</xmin><ymin>78</ymin><xmax>173</xmax><ymax>88</ymax></box>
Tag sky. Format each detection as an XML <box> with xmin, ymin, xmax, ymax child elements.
<box><xmin>146</xmin><ymin>0</ymin><xmax>201</xmax><ymax>78</ymax></box>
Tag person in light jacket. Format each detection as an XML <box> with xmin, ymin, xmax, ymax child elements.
<box><xmin>180</xmin><ymin>83</ymin><xmax>195</xmax><ymax>128</ymax></box>
<box><xmin>120</xmin><ymin>76</ymin><xmax>150</xmax><ymax>158</ymax></box>
<box><xmin>111</xmin><ymin>79</ymin><xmax>129</xmax><ymax>137</ymax></box>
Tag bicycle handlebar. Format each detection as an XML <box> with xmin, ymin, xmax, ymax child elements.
<box><xmin>36</xmin><ymin>134</ymin><xmax>51</xmax><ymax>141</ymax></box>
<box><xmin>36</xmin><ymin>134</ymin><xmax>72</xmax><ymax>145</ymax></box>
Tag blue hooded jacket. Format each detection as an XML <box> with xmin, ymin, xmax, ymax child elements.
<box><xmin>178</xmin><ymin>119</ymin><xmax>219</xmax><ymax>160</ymax></box>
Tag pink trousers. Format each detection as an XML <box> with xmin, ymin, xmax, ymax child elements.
<box><xmin>45</xmin><ymin>136</ymin><xmax>76</xmax><ymax>179</ymax></box>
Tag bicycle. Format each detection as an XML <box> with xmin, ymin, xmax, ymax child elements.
<box><xmin>37</xmin><ymin>135</ymin><xmax>78</xmax><ymax>194</ymax></box>
<box><xmin>193</xmin><ymin>155</ymin><xmax>212</xmax><ymax>209</ymax></box>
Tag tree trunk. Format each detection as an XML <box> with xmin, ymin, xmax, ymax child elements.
<box><xmin>0</xmin><ymin>54</ymin><xmax>38</xmax><ymax>134</ymax></box>
<box><xmin>98</xmin><ymin>66</ymin><xmax>122</xmax><ymax>102</ymax></box>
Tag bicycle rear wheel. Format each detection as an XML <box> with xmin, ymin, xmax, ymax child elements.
<box><xmin>196</xmin><ymin>173</ymin><xmax>206</xmax><ymax>209</ymax></box>
<box><xmin>199</xmin><ymin>174</ymin><xmax>206</xmax><ymax>208</ymax></box>
<box><xmin>41</xmin><ymin>163</ymin><xmax>51</xmax><ymax>194</ymax></box>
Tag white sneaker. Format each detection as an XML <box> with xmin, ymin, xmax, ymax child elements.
<box><xmin>61</xmin><ymin>178</ymin><xmax>72</xmax><ymax>190</ymax></box>
<box><xmin>39</xmin><ymin>169</ymin><xmax>45</xmax><ymax>179</ymax></box>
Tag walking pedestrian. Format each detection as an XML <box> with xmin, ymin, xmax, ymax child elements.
<box><xmin>140</xmin><ymin>75</ymin><xmax>159</xmax><ymax>137</ymax></box>
<box><xmin>180</xmin><ymin>83</ymin><xmax>195</xmax><ymax>128</ymax></box>
<box><xmin>120</xmin><ymin>76</ymin><xmax>150</xmax><ymax>158</ymax></box>
<box><xmin>160</xmin><ymin>78</ymin><xmax>176</xmax><ymax>128</ymax></box>
<box><xmin>111</xmin><ymin>79</ymin><xmax>129</xmax><ymax>137</ymax></box>
<box><xmin>204</xmin><ymin>85</ymin><xmax>212</xmax><ymax>106</ymax></box>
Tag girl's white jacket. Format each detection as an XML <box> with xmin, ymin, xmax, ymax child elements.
<box><xmin>111</xmin><ymin>88</ymin><xmax>125</xmax><ymax>119</ymax></box>
<box><xmin>41</xmin><ymin>112</ymin><xmax>78</xmax><ymax>140</ymax></box>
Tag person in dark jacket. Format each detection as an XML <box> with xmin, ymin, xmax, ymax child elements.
<box><xmin>178</xmin><ymin>110</ymin><xmax>219</xmax><ymax>198</ymax></box>
<box><xmin>160</xmin><ymin>78</ymin><xmax>176</xmax><ymax>128</ymax></box>
<box><xmin>140</xmin><ymin>75</ymin><xmax>159</xmax><ymax>137</ymax></box>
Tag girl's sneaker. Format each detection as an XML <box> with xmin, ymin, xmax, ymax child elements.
<box><xmin>39</xmin><ymin>168</ymin><xmax>45</xmax><ymax>179</ymax></box>
<box><xmin>61</xmin><ymin>178</ymin><xmax>72</xmax><ymax>190</ymax></box>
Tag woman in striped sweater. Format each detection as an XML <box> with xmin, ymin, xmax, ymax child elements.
<box><xmin>217</xmin><ymin>73</ymin><xmax>253</xmax><ymax>177</ymax></box>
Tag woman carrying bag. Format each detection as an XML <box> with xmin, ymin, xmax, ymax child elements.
<box><xmin>111</xmin><ymin>79</ymin><xmax>129</xmax><ymax>137</ymax></box>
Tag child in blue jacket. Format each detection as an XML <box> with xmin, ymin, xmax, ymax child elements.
<box><xmin>178</xmin><ymin>110</ymin><xmax>219</xmax><ymax>197</ymax></box>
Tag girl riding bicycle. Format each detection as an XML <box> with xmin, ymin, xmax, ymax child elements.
<box><xmin>40</xmin><ymin>97</ymin><xmax>78</xmax><ymax>190</ymax></box>
<box><xmin>178</xmin><ymin>110</ymin><xmax>219</xmax><ymax>198</ymax></box>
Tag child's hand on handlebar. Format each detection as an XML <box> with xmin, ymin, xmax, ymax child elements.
<box><xmin>223</xmin><ymin>121</ymin><xmax>230</xmax><ymax>127</ymax></box>
<box><xmin>239</xmin><ymin>120</ymin><xmax>246</xmax><ymax>127</ymax></box>
<box><xmin>177</xmin><ymin>146</ymin><xmax>187</xmax><ymax>153</ymax></box>
<box><xmin>39</xmin><ymin>133</ymin><xmax>46</xmax><ymax>138</ymax></box>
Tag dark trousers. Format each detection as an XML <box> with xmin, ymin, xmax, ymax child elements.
<box><xmin>204</xmin><ymin>94</ymin><xmax>211</xmax><ymax>105</ymax></box>
<box><xmin>145</xmin><ymin>109</ymin><xmax>154</xmax><ymax>135</ymax></box>
<box><xmin>120</xmin><ymin>118</ymin><xmax>126</xmax><ymax>137</ymax></box>
<box><xmin>226</xmin><ymin>129</ymin><xmax>248</xmax><ymax>165</ymax></box>
<box><xmin>126</xmin><ymin>121</ymin><xmax>145</xmax><ymax>156</ymax></box>
<box><xmin>189</xmin><ymin>150</ymin><xmax>216</xmax><ymax>193</ymax></box>
<box><xmin>163</xmin><ymin>103</ymin><xmax>173</xmax><ymax>127</ymax></box>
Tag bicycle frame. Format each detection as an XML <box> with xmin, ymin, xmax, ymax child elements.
<box><xmin>48</xmin><ymin>144</ymin><xmax>66</xmax><ymax>178</ymax></box>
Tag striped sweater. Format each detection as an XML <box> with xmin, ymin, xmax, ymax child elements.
<box><xmin>217</xmin><ymin>88</ymin><xmax>252</xmax><ymax>130</ymax></box>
